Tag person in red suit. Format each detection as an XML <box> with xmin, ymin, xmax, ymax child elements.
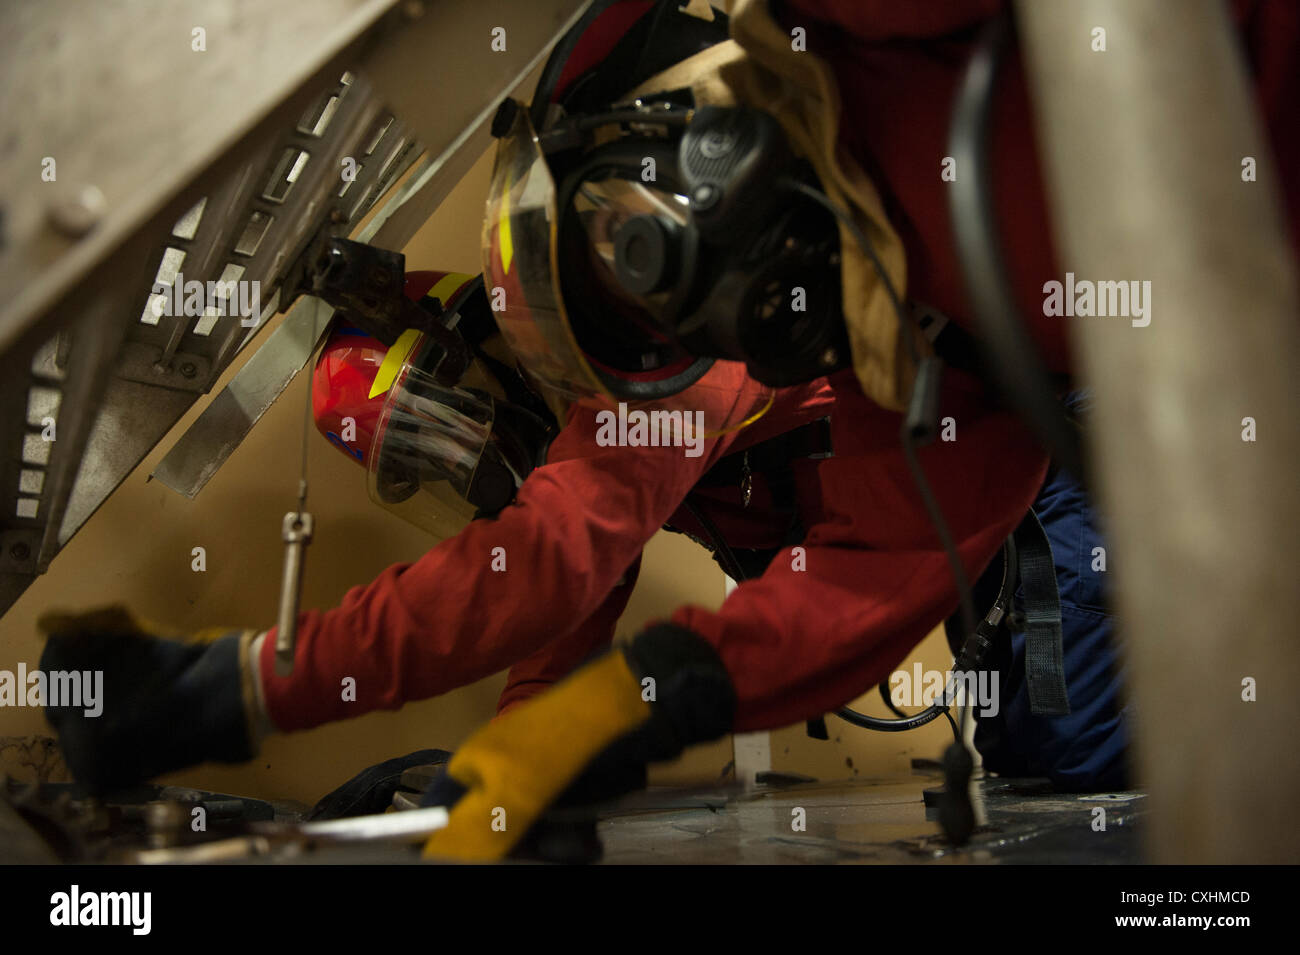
<box><xmin>39</xmin><ymin>0</ymin><xmax>1297</xmax><ymax>861</ymax></box>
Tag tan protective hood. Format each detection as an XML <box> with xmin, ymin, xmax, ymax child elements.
<box><xmin>630</xmin><ymin>0</ymin><xmax>923</xmax><ymax>411</ymax></box>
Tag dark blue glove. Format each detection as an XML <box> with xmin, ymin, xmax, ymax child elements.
<box><xmin>39</xmin><ymin>605</ymin><xmax>258</xmax><ymax>794</ymax></box>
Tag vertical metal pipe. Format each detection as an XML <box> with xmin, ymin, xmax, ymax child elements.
<box><xmin>1014</xmin><ymin>0</ymin><xmax>1300</xmax><ymax>861</ymax></box>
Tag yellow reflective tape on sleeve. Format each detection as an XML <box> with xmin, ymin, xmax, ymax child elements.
<box><xmin>368</xmin><ymin>329</ymin><xmax>422</xmax><ymax>399</ymax></box>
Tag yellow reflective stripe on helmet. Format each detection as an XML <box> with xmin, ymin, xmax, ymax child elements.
<box><xmin>499</xmin><ymin>170</ymin><xmax>514</xmax><ymax>272</ymax></box>
<box><xmin>428</xmin><ymin>272</ymin><xmax>474</xmax><ymax>309</ymax></box>
<box><xmin>368</xmin><ymin>274</ymin><xmax>472</xmax><ymax>399</ymax></box>
<box><xmin>368</xmin><ymin>328</ymin><xmax>422</xmax><ymax>399</ymax></box>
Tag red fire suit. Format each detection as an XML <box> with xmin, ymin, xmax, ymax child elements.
<box><xmin>259</xmin><ymin>0</ymin><xmax>1299</xmax><ymax>735</ymax></box>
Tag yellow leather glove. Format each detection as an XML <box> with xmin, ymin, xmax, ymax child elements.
<box><xmin>422</xmin><ymin>624</ymin><xmax>735</xmax><ymax>862</ymax></box>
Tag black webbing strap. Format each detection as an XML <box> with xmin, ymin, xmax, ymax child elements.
<box><xmin>560</xmin><ymin>2</ymin><xmax>731</xmax><ymax>120</ymax></box>
<box><xmin>927</xmin><ymin>311</ymin><xmax>984</xmax><ymax>378</ymax></box>
<box><xmin>924</xmin><ymin>302</ymin><xmax>1073</xmax><ymax>715</ymax></box>
<box><xmin>1014</xmin><ymin>509</ymin><xmax>1070</xmax><ymax>716</ymax></box>
<box><xmin>432</xmin><ymin>284</ymin><xmax>558</xmax><ymax>431</ymax></box>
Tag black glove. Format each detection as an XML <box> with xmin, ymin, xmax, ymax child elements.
<box><xmin>38</xmin><ymin>605</ymin><xmax>259</xmax><ymax>794</ymax></box>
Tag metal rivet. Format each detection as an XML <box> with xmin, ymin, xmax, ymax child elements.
<box><xmin>179</xmin><ymin>362</ymin><xmax>197</xmax><ymax>379</ymax></box>
<box><xmin>47</xmin><ymin>184</ymin><xmax>106</xmax><ymax>238</ymax></box>
<box><xmin>9</xmin><ymin>542</ymin><xmax>31</xmax><ymax>561</ymax></box>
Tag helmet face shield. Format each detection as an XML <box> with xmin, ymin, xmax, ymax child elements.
<box><xmin>483</xmin><ymin>105</ymin><xmax>606</xmax><ymax>407</ymax></box>
<box><xmin>312</xmin><ymin>271</ymin><xmax>554</xmax><ymax>540</ymax></box>
<box><xmin>367</xmin><ymin>333</ymin><xmax>532</xmax><ymax>540</ymax></box>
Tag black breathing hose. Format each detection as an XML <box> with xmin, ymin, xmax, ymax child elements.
<box><xmin>947</xmin><ymin>10</ymin><xmax>1087</xmax><ymax>485</ymax></box>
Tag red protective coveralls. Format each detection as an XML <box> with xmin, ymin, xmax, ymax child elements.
<box><xmin>259</xmin><ymin>0</ymin><xmax>1300</xmax><ymax>734</ymax></box>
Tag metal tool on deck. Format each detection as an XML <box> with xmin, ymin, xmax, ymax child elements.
<box><xmin>130</xmin><ymin>806</ymin><xmax>452</xmax><ymax>864</ymax></box>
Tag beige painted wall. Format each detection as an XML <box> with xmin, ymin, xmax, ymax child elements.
<box><xmin>0</xmin><ymin>145</ymin><xmax>956</xmax><ymax>807</ymax></box>
<box><xmin>771</xmin><ymin>626</ymin><xmax>957</xmax><ymax>781</ymax></box>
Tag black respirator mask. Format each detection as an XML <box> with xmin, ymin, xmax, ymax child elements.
<box><xmin>547</xmin><ymin>100</ymin><xmax>849</xmax><ymax>390</ymax></box>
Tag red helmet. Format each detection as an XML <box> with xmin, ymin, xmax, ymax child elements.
<box><xmin>313</xmin><ymin>271</ymin><xmax>466</xmax><ymax>466</ymax></box>
<box><xmin>313</xmin><ymin>270</ymin><xmax>555</xmax><ymax>537</ymax></box>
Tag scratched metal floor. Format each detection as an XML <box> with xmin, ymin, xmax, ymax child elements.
<box><xmin>0</xmin><ymin>769</ymin><xmax>1146</xmax><ymax>864</ymax></box>
<box><xmin>595</xmin><ymin>775</ymin><xmax>1147</xmax><ymax>864</ymax></box>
